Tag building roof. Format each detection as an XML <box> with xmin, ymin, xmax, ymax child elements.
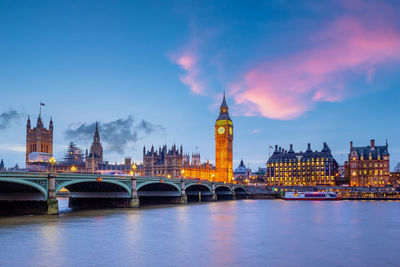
<box><xmin>234</xmin><ymin>159</ymin><xmax>248</xmax><ymax>174</ymax></box>
<box><xmin>216</xmin><ymin>92</ymin><xmax>232</xmax><ymax>121</ymax></box>
<box><xmin>268</xmin><ymin>143</ymin><xmax>336</xmax><ymax>163</ymax></box>
<box><xmin>351</xmin><ymin>144</ymin><xmax>389</xmax><ymax>158</ymax></box>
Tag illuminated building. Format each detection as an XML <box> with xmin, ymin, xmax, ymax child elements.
<box><xmin>143</xmin><ymin>144</ymin><xmax>184</xmax><ymax>177</ymax></box>
<box><xmin>348</xmin><ymin>139</ymin><xmax>390</xmax><ymax>187</ymax></box>
<box><xmin>265</xmin><ymin>143</ymin><xmax>338</xmax><ymax>186</ymax></box>
<box><xmin>141</xmin><ymin>94</ymin><xmax>233</xmax><ymax>182</ymax></box>
<box><xmin>215</xmin><ymin>93</ymin><xmax>233</xmax><ymax>183</ymax></box>
<box><xmin>182</xmin><ymin>158</ymin><xmax>215</xmax><ymax>180</ymax></box>
<box><xmin>390</xmin><ymin>172</ymin><xmax>400</xmax><ymax>187</ymax></box>
<box><xmin>26</xmin><ymin>114</ymin><xmax>53</xmax><ymax>166</ymax></box>
<box><xmin>233</xmin><ymin>160</ymin><xmax>252</xmax><ymax>183</ymax></box>
<box><xmin>85</xmin><ymin>122</ymin><xmax>103</xmax><ymax>172</ymax></box>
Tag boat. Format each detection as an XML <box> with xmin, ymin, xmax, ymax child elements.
<box><xmin>283</xmin><ymin>191</ymin><xmax>341</xmax><ymax>200</ymax></box>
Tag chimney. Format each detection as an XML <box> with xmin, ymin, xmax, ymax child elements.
<box><xmin>371</xmin><ymin>139</ymin><xmax>375</xmax><ymax>148</ymax></box>
<box><xmin>350</xmin><ymin>141</ymin><xmax>353</xmax><ymax>149</ymax></box>
<box><xmin>275</xmin><ymin>145</ymin><xmax>278</xmax><ymax>151</ymax></box>
<box><xmin>290</xmin><ymin>144</ymin><xmax>293</xmax><ymax>150</ymax></box>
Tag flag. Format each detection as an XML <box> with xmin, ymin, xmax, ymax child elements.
<box><xmin>40</xmin><ymin>102</ymin><xmax>45</xmax><ymax>106</ymax></box>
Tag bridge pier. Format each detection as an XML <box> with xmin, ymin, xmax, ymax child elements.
<box><xmin>232</xmin><ymin>191</ymin><xmax>236</xmax><ymax>200</ymax></box>
<box><xmin>179</xmin><ymin>194</ymin><xmax>187</xmax><ymax>204</ymax></box>
<box><xmin>130</xmin><ymin>177</ymin><xmax>140</xmax><ymax>208</ymax></box>
<box><xmin>180</xmin><ymin>179</ymin><xmax>187</xmax><ymax>204</ymax></box>
<box><xmin>47</xmin><ymin>174</ymin><xmax>58</xmax><ymax>215</ymax></box>
<box><xmin>211</xmin><ymin>183</ymin><xmax>217</xmax><ymax>201</ymax></box>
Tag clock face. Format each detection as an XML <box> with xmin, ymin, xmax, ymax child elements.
<box><xmin>217</xmin><ymin>126</ymin><xmax>225</xmax><ymax>135</ymax></box>
<box><xmin>229</xmin><ymin>127</ymin><xmax>233</xmax><ymax>135</ymax></box>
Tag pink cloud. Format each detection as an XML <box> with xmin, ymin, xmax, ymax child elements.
<box><xmin>171</xmin><ymin>52</ymin><xmax>204</xmax><ymax>95</ymax></box>
<box><xmin>366</xmin><ymin>68</ymin><xmax>375</xmax><ymax>83</ymax></box>
<box><xmin>233</xmin><ymin>17</ymin><xmax>400</xmax><ymax>120</ymax></box>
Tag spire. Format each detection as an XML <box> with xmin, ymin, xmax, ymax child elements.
<box><xmin>217</xmin><ymin>91</ymin><xmax>231</xmax><ymax>121</ymax></box>
<box><xmin>49</xmin><ymin>117</ymin><xmax>53</xmax><ymax>131</ymax></box>
<box><xmin>27</xmin><ymin>116</ymin><xmax>31</xmax><ymax>129</ymax></box>
<box><xmin>94</xmin><ymin>121</ymin><xmax>99</xmax><ymax>138</ymax></box>
<box><xmin>220</xmin><ymin>91</ymin><xmax>228</xmax><ymax>109</ymax></box>
<box><xmin>36</xmin><ymin>115</ymin><xmax>43</xmax><ymax>128</ymax></box>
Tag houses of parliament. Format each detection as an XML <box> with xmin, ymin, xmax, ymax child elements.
<box><xmin>24</xmin><ymin>94</ymin><xmax>234</xmax><ymax>183</ymax></box>
<box><xmin>142</xmin><ymin>93</ymin><xmax>233</xmax><ymax>183</ymax></box>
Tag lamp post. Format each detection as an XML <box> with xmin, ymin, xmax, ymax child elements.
<box><xmin>181</xmin><ymin>169</ymin><xmax>185</xmax><ymax>179</ymax></box>
<box><xmin>71</xmin><ymin>166</ymin><xmax>77</xmax><ymax>173</ymax></box>
<box><xmin>132</xmin><ymin>164</ymin><xmax>137</xmax><ymax>177</ymax></box>
<box><xmin>49</xmin><ymin>157</ymin><xmax>56</xmax><ymax>173</ymax></box>
<box><xmin>211</xmin><ymin>173</ymin><xmax>215</xmax><ymax>182</ymax></box>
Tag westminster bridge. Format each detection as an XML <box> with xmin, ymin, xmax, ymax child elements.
<box><xmin>0</xmin><ymin>172</ymin><xmax>247</xmax><ymax>215</ymax></box>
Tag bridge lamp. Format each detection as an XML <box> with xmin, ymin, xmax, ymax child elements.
<box><xmin>167</xmin><ymin>174</ymin><xmax>171</xmax><ymax>179</ymax></box>
<box><xmin>181</xmin><ymin>169</ymin><xmax>185</xmax><ymax>178</ymax></box>
<box><xmin>211</xmin><ymin>173</ymin><xmax>215</xmax><ymax>182</ymax></box>
<box><xmin>131</xmin><ymin>164</ymin><xmax>137</xmax><ymax>176</ymax></box>
<box><xmin>49</xmin><ymin>157</ymin><xmax>56</xmax><ymax>172</ymax></box>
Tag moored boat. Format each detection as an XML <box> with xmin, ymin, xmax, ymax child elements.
<box><xmin>284</xmin><ymin>191</ymin><xmax>341</xmax><ymax>200</ymax></box>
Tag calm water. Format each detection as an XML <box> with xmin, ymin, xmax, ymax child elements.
<box><xmin>0</xmin><ymin>199</ymin><xmax>399</xmax><ymax>267</ymax></box>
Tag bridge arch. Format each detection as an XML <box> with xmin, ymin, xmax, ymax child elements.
<box><xmin>56</xmin><ymin>179</ymin><xmax>131</xmax><ymax>196</ymax></box>
<box><xmin>185</xmin><ymin>183</ymin><xmax>212</xmax><ymax>192</ymax></box>
<box><xmin>137</xmin><ymin>181</ymin><xmax>181</xmax><ymax>193</ymax></box>
<box><xmin>0</xmin><ymin>179</ymin><xmax>47</xmax><ymax>200</ymax></box>
<box><xmin>215</xmin><ymin>185</ymin><xmax>232</xmax><ymax>193</ymax></box>
<box><xmin>234</xmin><ymin>186</ymin><xmax>246</xmax><ymax>193</ymax></box>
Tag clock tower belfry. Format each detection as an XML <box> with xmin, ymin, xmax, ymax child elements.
<box><xmin>215</xmin><ymin>92</ymin><xmax>233</xmax><ymax>183</ymax></box>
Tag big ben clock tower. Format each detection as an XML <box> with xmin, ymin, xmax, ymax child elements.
<box><xmin>215</xmin><ymin>92</ymin><xmax>233</xmax><ymax>183</ymax></box>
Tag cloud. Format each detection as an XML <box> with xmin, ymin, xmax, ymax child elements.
<box><xmin>0</xmin><ymin>144</ymin><xmax>25</xmax><ymax>153</ymax></box>
<box><xmin>0</xmin><ymin>110</ymin><xmax>21</xmax><ymax>130</ymax></box>
<box><xmin>233</xmin><ymin>17</ymin><xmax>400</xmax><ymax>120</ymax></box>
<box><xmin>65</xmin><ymin>116</ymin><xmax>165</xmax><ymax>154</ymax></box>
<box><xmin>366</xmin><ymin>68</ymin><xmax>375</xmax><ymax>83</ymax></box>
<box><xmin>251</xmin><ymin>129</ymin><xmax>261</xmax><ymax>134</ymax></box>
<box><xmin>171</xmin><ymin>51</ymin><xmax>204</xmax><ymax>95</ymax></box>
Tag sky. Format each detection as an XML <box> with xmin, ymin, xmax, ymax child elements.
<box><xmin>0</xmin><ymin>0</ymin><xmax>400</xmax><ymax>170</ymax></box>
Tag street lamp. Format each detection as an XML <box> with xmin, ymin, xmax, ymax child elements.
<box><xmin>181</xmin><ymin>169</ymin><xmax>185</xmax><ymax>178</ymax></box>
<box><xmin>71</xmin><ymin>166</ymin><xmax>77</xmax><ymax>173</ymax></box>
<box><xmin>211</xmin><ymin>173</ymin><xmax>215</xmax><ymax>182</ymax></box>
<box><xmin>131</xmin><ymin>164</ymin><xmax>137</xmax><ymax>176</ymax></box>
<box><xmin>49</xmin><ymin>157</ymin><xmax>56</xmax><ymax>172</ymax></box>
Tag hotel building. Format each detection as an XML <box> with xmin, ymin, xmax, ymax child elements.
<box><xmin>348</xmin><ymin>139</ymin><xmax>390</xmax><ymax>187</ymax></box>
<box><xmin>265</xmin><ymin>143</ymin><xmax>338</xmax><ymax>186</ymax></box>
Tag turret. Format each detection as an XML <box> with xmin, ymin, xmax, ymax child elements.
<box><xmin>306</xmin><ymin>143</ymin><xmax>312</xmax><ymax>153</ymax></box>
<box><xmin>49</xmin><ymin>117</ymin><xmax>53</xmax><ymax>132</ymax></box>
<box><xmin>27</xmin><ymin>116</ymin><xmax>31</xmax><ymax>130</ymax></box>
<box><xmin>36</xmin><ymin>115</ymin><xmax>43</xmax><ymax>128</ymax></box>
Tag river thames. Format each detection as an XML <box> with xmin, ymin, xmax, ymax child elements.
<box><xmin>0</xmin><ymin>199</ymin><xmax>399</xmax><ymax>267</ymax></box>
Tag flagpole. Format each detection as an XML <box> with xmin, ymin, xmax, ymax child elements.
<box><xmin>39</xmin><ymin>101</ymin><xmax>41</xmax><ymax>117</ymax></box>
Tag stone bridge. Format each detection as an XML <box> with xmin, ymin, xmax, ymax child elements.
<box><xmin>0</xmin><ymin>172</ymin><xmax>247</xmax><ymax>215</ymax></box>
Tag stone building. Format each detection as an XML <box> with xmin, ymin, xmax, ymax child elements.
<box><xmin>26</xmin><ymin>114</ymin><xmax>53</xmax><ymax>166</ymax></box>
<box><xmin>54</xmin><ymin>142</ymin><xmax>87</xmax><ymax>173</ymax></box>
<box><xmin>265</xmin><ymin>143</ymin><xmax>339</xmax><ymax>186</ymax></box>
<box><xmin>142</xmin><ymin>144</ymin><xmax>183</xmax><ymax>177</ymax></box>
<box><xmin>85</xmin><ymin>122</ymin><xmax>104</xmax><ymax>173</ymax></box>
<box><xmin>214</xmin><ymin>93</ymin><xmax>233</xmax><ymax>183</ymax></box>
<box><xmin>0</xmin><ymin>159</ymin><xmax>4</xmax><ymax>171</ymax></box>
<box><xmin>348</xmin><ymin>139</ymin><xmax>390</xmax><ymax>187</ymax></box>
<box><xmin>182</xmin><ymin>156</ymin><xmax>215</xmax><ymax>180</ymax></box>
<box><xmin>233</xmin><ymin>160</ymin><xmax>252</xmax><ymax>183</ymax></box>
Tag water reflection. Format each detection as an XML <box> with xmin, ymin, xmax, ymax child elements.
<box><xmin>0</xmin><ymin>200</ymin><xmax>400</xmax><ymax>266</ymax></box>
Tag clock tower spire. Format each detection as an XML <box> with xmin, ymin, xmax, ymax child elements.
<box><xmin>215</xmin><ymin>92</ymin><xmax>233</xmax><ymax>183</ymax></box>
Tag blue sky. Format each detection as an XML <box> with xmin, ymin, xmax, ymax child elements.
<box><xmin>0</xmin><ymin>0</ymin><xmax>400</xmax><ymax>170</ymax></box>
